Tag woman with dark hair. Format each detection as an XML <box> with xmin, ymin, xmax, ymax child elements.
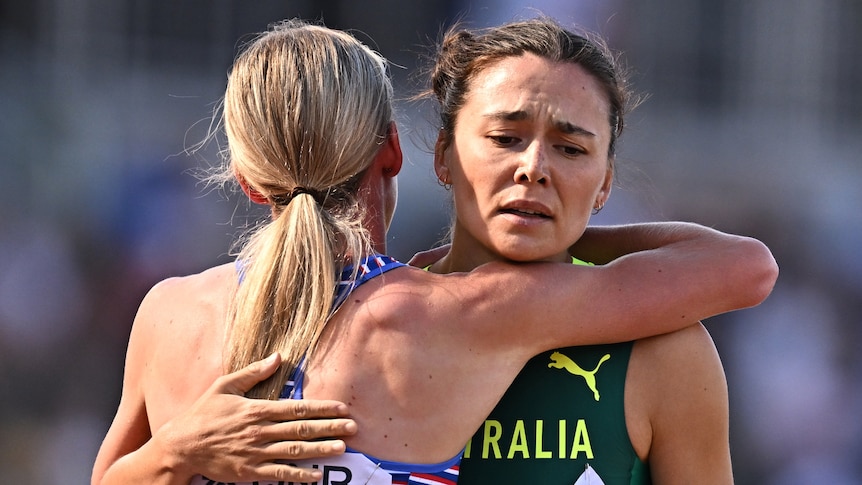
<box><xmin>420</xmin><ymin>17</ymin><xmax>738</xmax><ymax>484</ymax></box>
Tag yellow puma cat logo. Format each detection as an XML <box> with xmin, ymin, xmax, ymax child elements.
<box><xmin>548</xmin><ymin>351</ymin><xmax>610</xmax><ymax>401</ymax></box>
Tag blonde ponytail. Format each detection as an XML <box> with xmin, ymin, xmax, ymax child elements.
<box><xmin>216</xmin><ymin>19</ymin><xmax>392</xmax><ymax>399</ymax></box>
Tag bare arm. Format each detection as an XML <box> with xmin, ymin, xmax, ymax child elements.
<box><xmin>413</xmin><ymin>223</ymin><xmax>769</xmax><ymax>269</ymax></box>
<box><xmin>571</xmin><ymin>222</ymin><xmax>755</xmax><ymax>265</ymax></box>
<box><xmin>93</xmin><ymin>282</ymin><xmax>357</xmax><ymax>485</ymax></box>
<box><xmin>628</xmin><ymin>324</ymin><xmax>733</xmax><ymax>484</ymax></box>
<box><xmin>93</xmin><ymin>355</ymin><xmax>356</xmax><ymax>485</ymax></box>
<box><xmin>567</xmin><ymin>223</ymin><xmax>644</xmax><ymax>264</ymax></box>
<box><xmin>451</xmin><ymin>222</ymin><xmax>777</xmax><ymax>350</ymax></box>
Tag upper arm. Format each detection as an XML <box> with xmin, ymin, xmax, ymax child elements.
<box><xmin>91</xmin><ymin>280</ymin><xmax>172</xmax><ymax>484</ymax></box>
<box><xmin>91</xmin><ymin>388</ymin><xmax>153</xmax><ymax>484</ymax></box>
<box><xmin>636</xmin><ymin>324</ymin><xmax>732</xmax><ymax>484</ymax></box>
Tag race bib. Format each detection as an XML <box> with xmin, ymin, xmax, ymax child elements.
<box><xmin>191</xmin><ymin>451</ymin><xmax>393</xmax><ymax>485</ymax></box>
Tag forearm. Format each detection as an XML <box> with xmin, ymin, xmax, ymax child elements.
<box><xmin>574</xmin><ymin>222</ymin><xmax>778</xmax><ymax>284</ymax></box>
<box><xmin>95</xmin><ymin>354</ymin><xmax>357</xmax><ymax>485</ymax></box>
<box><xmin>571</xmin><ymin>221</ymin><xmax>778</xmax><ymax>323</ymax></box>
<box><xmin>95</xmin><ymin>432</ymin><xmax>191</xmax><ymax>485</ymax></box>
<box><xmin>571</xmin><ymin>222</ymin><xmax>715</xmax><ymax>264</ymax></box>
<box><xmin>610</xmin><ymin>223</ymin><xmax>776</xmax><ymax>312</ymax></box>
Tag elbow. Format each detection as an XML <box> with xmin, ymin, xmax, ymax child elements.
<box><xmin>738</xmin><ymin>237</ymin><xmax>779</xmax><ymax>308</ymax></box>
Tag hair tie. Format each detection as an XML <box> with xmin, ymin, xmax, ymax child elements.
<box><xmin>271</xmin><ymin>186</ymin><xmax>322</xmax><ymax>206</ymax></box>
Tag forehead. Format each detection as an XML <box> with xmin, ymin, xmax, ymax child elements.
<box><xmin>462</xmin><ymin>53</ymin><xmax>610</xmax><ymax>135</ymax></box>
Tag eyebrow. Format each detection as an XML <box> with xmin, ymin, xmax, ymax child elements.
<box><xmin>555</xmin><ymin>120</ymin><xmax>596</xmax><ymax>138</ymax></box>
<box><xmin>484</xmin><ymin>110</ymin><xmax>596</xmax><ymax>137</ymax></box>
<box><xmin>485</xmin><ymin>109</ymin><xmax>530</xmax><ymax>122</ymax></box>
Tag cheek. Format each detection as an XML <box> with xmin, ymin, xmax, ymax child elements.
<box><xmin>455</xmin><ymin>171</ymin><xmax>503</xmax><ymax>216</ymax></box>
<box><xmin>561</xmin><ymin>171</ymin><xmax>607</xmax><ymax>211</ymax></box>
<box><xmin>453</xmin><ymin>157</ymin><xmax>496</xmax><ymax>196</ymax></box>
<box><xmin>450</xmin><ymin>136</ymin><xmax>500</xmax><ymax>181</ymax></box>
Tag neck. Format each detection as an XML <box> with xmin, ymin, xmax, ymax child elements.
<box><xmin>359</xmin><ymin>199</ymin><xmax>389</xmax><ymax>256</ymax></box>
<box><xmin>433</xmin><ymin>225</ymin><xmax>571</xmax><ymax>274</ymax></box>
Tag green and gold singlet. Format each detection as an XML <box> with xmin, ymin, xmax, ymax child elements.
<box><xmin>457</xmin><ymin>257</ymin><xmax>651</xmax><ymax>484</ymax></box>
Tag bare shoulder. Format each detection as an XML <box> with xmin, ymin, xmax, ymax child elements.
<box><xmin>131</xmin><ymin>262</ymin><xmax>236</xmax><ymax>429</ymax></box>
<box><xmin>144</xmin><ymin>262</ymin><xmax>237</xmax><ymax>308</ymax></box>
<box><xmin>138</xmin><ymin>261</ymin><xmax>236</xmax><ymax>348</ymax></box>
<box><xmin>633</xmin><ymin>323</ymin><xmax>722</xmax><ymax>367</ymax></box>
<box><xmin>626</xmin><ymin>323</ymin><xmax>730</xmax><ymax>468</ymax></box>
<box><xmin>342</xmin><ymin>265</ymin><xmax>502</xmax><ymax>352</ymax></box>
<box><xmin>135</xmin><ymin>263</ymin><xmax>236</xmax><ymax>334</ymax></box>
<box><xmin>629</xmin><ymin>323</ymin><xmax>727</xmax><ymax>404</ymax></box>
<box><xmin>347</xmin><ymin>265</ymin><xmax>443</xmax><ymax>326</ymax></box>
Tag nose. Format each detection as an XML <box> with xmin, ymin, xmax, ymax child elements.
<box><xmin>513</xmin><ymin>142</ymin><xmax>549</xmax><ymax>185</ymax></box>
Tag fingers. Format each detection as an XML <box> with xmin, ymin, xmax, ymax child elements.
<box><xmin>263</xmin><ymin>438</ymin><xmax>348</xmax><ymax>461</ymax></box>
<box><xmin>232</xmin><ymin>434</ymin><xmax>352</xmax><ymax>483</ymax></box>
<box><xmin>272</xmin><ymin>399</ymin><xmax>352</xmax><ymax>421</ymax></box>
<box><xmin>255</xmin><ymin>463</ymin><xmax>328</xmax><ymax>484</ymax></box>
<box><xmin>266</xmin><ymin>417</ymin><xmax>357</xmax><ymax>441</ymax></box>
<box><xmin>214</xmin><ymin>353</ymin><xmax>282</xmax><ymax>396</ymax></box>
<box><xmin>407</xmin><ymin>244</ymin><xmax>451</xmax><ymax>267</ymax></box>
<box><xmin>211</xmin><ymin>459</ymin><xmax>335</xmax><ymax>484</ymax></box>
<box><xmin>250</xmin><ymin>439</ymin><xmax>347</xmax><ymax>483</ymax></box>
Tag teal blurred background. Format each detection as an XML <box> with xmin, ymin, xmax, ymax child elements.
<box><xmin>1</xmin><ymin>1</ymin><xmax>860</xmax><ymax>483</ymax></box>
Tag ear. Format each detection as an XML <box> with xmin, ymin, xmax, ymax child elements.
<box><xmin>374</xmin><ymin>121</ymin><xmax>403</xmax><ymax>177</ymax></box>
<box><xmin>235</xmin><ymin>171</ymin><xmax>269</xmax><ymax>205</ymax></box>
<box><xmin>433</xmin><ymin>129</ymin><xmax>451</xmax><ymax>185</ymax></box>
<box><xmin>596</xmin><ymin>158</ymin><xmax>614</xmax><ymax>207</ymax></box>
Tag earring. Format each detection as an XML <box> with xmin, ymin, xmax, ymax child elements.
<box><xmin>437</xmin><ymin>174</ymin><xmax>452</xmax><ymax>191</ymax></box>
<box><xmin>592</xmin><ymin>201</ymin><xmax>605</xmax><ymax>215</ymax></box>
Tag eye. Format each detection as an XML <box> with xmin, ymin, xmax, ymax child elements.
<box><xmin>558</xmin><ymin>145</ymin><xmax>586</xmax><ymax>156</ymax></box>
<box><xmin>488</xmin><ymin>135</ymin><xmax>519</xmax><ymax>147</ymax></box>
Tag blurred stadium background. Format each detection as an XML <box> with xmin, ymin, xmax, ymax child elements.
<box><xmin>1</xmin><ymin>0</ymin><xmax>860</xmax><ymax>483</ymax></box>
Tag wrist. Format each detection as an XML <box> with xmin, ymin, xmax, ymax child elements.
<box><xmin>150</xmin><ymin>421</ymin><xmax>196</xmax><ymax>482</ymax></box>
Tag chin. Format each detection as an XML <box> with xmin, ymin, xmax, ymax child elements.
<box><xmin>495</xmin><ymin>245</ymin><xmax>565</xmax><ymax>263</ymax></box>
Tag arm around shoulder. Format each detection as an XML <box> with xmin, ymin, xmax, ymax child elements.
<box><xmin>575</xmin><ymin>222</ymin><xmax>778</xmax><ymax>309</ymax></box>
<box><xmin>455</xmin><ymin>222</ymin><xmax>778</xmax><ymax>352</ymax></box>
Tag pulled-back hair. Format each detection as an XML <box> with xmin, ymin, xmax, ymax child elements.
<box><xmin>423</xmin><ymin>16</ymin><xmax>634</xmax><ymax>158</ymax></box>
<box><xmin>217</xmin><ymin>19</ymin><xmax>393</xmax><ymax>399</ymax></box>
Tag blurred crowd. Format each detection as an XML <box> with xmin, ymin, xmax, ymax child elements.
<box><xmin>1</xmin><ymin>0</ymin><xmax>860</xmax><ymax>483</ymax></box>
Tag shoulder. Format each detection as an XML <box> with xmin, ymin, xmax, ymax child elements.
<box><xmin>129</xmin><ymin>264</ymin><xmax>236</xmax><ymax>416</ymax></box>
<box><xmin>346</xmin><ymin>265</ymin><xmax>440</xmax><ymax>319</ymax></box>
<box><xmin>142</xmin><ymin>263</ymin><xmax>236</xmax><ymax>308</ymax></box>
<box><xmin>628</xmin><ymin>324</ymin><xmax>727</xmax><ymax>433</ymax></box>
<box><xmin>133</xmin><ymin>263</ymin><xmax>236</xmax><ymax>333</ymax></box>
<box><xmin>629</xmin><ymin>324</ymin><xmax>726</xmax><ymax>402</ymax></box>
<box><xmin>345</xmin><ymin>264</ymin><xmax>501</xmax><ymax>342</ymax></box>
<box><xmin>634</xmin><ymin>323</ymin><xmax>721</xmax><ymax>365</ymax></box>
<box><xmin>628</xmin><ymin>324</ymin><xmax>726</xmax><ymax>412</ymax></box>
<box><xmin>366</xmin><ymin>263</ymin><xmax>514</xmax><ymax>324</ymax></box>
<box><xmin>626</xmin><ymin>324</ymin><xmax>729</xmax><ymax>462</ymax></box>
<box><xmin>134</xmin><ymin>262</ymin><xmax>236</xmax><ymax>347</ymax></box>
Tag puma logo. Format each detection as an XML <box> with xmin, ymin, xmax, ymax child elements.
<box><xmin>548</xmin><ymin>351</ymin><xmax>610</xmax><ymax>401</ymax></box>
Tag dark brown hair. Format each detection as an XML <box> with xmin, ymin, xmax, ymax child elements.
<box><xmin>421</xmin><ymin>16</ymin><xmax>635</xmax><ymax>158</ymax></box>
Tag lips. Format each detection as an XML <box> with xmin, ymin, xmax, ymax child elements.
<box><xmin>499</xmin><ymin>201</ymin><xmax>552</xmax><ymax>219</ymax></box>
<box><xmin>501</xmin><ymin>208</ymin><xmax>550</xmax><ymax>218</ymax></box>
